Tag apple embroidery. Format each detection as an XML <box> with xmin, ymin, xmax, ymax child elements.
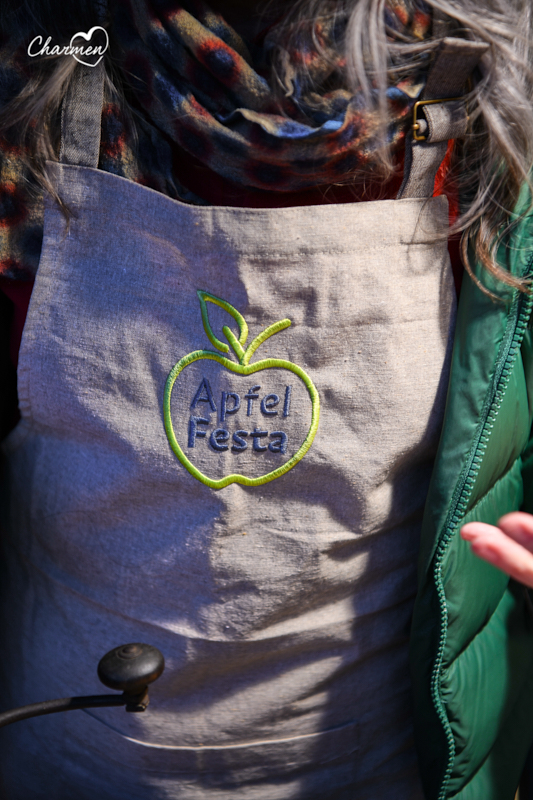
<box><xmin>164</xmin><ymin>291</ymin><xmax>320</xmax><ymax>489</ymax></box>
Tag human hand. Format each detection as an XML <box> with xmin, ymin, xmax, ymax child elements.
<box><xmin>461</xmin><ymin>512</ymin><xmax>533</xmax><ymax>589</ymax></box>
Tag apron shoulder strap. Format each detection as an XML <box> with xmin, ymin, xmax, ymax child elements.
<box><xmin>59</xmin><ymin>60</ymin><xmax>105</xmax><ymax>168</ymax></box>
<box><xmin>59</xmin><ymin>0</ymin><xmax>107</xmax><ymax>168</ymax></box>
<box><xmin>397</xmin><ymin>38</ymin><xmax>489</xmax><ymax>200</ymax></box>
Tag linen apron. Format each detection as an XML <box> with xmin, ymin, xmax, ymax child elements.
<box><xmin>0</xmin><ymin>62</ymin><xmax>457</xmax><ymax>800</ymax></box>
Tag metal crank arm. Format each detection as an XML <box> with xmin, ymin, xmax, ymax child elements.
<box><xmin>0</xmin><ymin>643</ymin><xmax>164</xmax><ymax>728</ymax></box>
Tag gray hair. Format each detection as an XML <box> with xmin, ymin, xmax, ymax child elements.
<box><xmin>271</xmin><ymin>0</ymin><xmax>533</xmax><ymax>294</ymax></box>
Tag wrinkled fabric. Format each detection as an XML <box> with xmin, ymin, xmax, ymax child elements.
<box><xmin>0</xmin><ymin>0</ymin><xmax>432</xmax><ymax>280</ymax></box>
<box><xmin>0</xmin><ymin>153</ymin><xmax>455</xmax><ymax>797</ymax></box>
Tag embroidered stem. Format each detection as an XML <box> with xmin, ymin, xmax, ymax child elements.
<box><xmin>222</xmin><ymin>326</ymin><xmax>245</xmax><ymax>361</ymax></box>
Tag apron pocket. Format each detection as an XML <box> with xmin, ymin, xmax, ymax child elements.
<box><xmin>81</xmin><ymin>709</ymin><xmax>360</xmax><ymax>776</ymax></box>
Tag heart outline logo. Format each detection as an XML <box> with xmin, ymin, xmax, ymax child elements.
<box><xmin>69</xmin><ymin>26</ymin><xmax>109</xmax><ymax>68</ymax></box>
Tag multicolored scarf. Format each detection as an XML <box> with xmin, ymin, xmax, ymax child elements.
<box><xmin>0</xmin><ymin>0</ymin><xmax>431</xmax><ymax>281</ymax></box>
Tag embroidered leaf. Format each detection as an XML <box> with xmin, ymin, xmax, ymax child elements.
<box><xmin>242</xmin><ymin>319</ymin><xmax>292</xmax><ymax>366</ymax></box>
<box><xmin>197</xmin><ymin>291</ymin><xmax>249</xmax><ymax>357</ymax></box>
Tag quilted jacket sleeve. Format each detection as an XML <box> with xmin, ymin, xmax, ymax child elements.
<box><xmin>411</xmin><ymin>193</ymin><xmax>533</xmax><ymax>800</ymax></box>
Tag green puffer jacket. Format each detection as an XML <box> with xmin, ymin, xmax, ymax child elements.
<box><xmin>412</xmin><ymin>185</ymin><xmax>533</xmax><ymax>800</ymax></box>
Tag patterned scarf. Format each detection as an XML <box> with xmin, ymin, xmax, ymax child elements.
<box><xmin>0</xmin><ymin>0</ymin><xmax>431</xmax><ymax>281</ymax></box>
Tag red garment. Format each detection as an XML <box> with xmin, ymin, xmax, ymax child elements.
<box><xmin>0</xmin><ymin>278</ymin><xmax>33</xmax><ymax>369</ymax></box>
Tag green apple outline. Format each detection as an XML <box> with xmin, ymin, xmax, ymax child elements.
<box><xmin>163</xmin><ymin>291</ymin><xmax>320</xmax><ymax>489</ymax></box>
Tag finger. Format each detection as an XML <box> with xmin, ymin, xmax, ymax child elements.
<box><xmin>461</xmin><ymin>525</ymin><xmax>533</xmax><ymax>588</ymax></box>
<box><xmin>461</xmin><ymin>521</ymin><xmax>501</xmax><ymax>541</ymax></box>
<box><xmin>497</xmin><ymin>512</ymin><xmax>533</xmax><ymax>551</ymax></box>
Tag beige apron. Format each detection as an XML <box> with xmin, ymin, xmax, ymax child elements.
<box><xmin>0</xmin><ymin>60</ymin><xmax>458</xmax><ymax>799</ymax></box>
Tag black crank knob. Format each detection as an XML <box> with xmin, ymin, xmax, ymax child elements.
<box><xmin>97</xmin><ymin>643</ymin><xmax>165</xmax><ymax>695</ymax></box>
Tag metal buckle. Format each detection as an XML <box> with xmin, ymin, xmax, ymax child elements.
<box><xmin>412</xmin><ymin>97</ymin><xmax>463</xmax><ymax>142</ymax></box>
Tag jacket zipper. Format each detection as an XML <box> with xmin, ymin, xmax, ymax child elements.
<box><xmin>432</xmin><ymin>257</ymin><xmax>533</xmax><ymax>800</ymax></box>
